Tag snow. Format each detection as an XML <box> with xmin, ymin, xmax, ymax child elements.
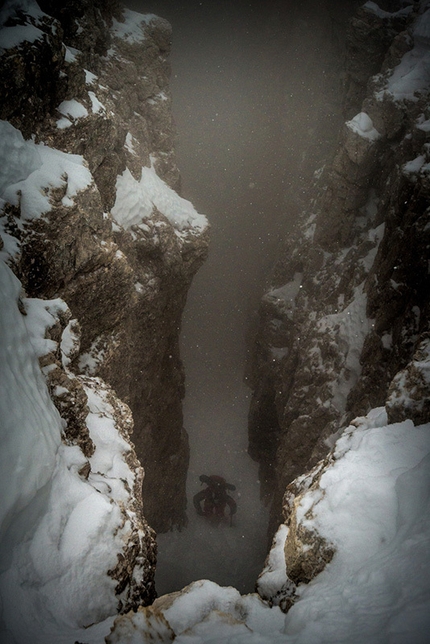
<box><xmin>264</xmin><ymin>272</ymin><xmax>303</xmax><ymax>319</ymax></box>
<box><xmin>359</xmin><ymin>222</ymin><xmax>385</xmax><ymax>271</ymax></box>
<box><xmin>377</xmin><ymin>7</ymin><xmax>430</xmax><ymax>102</ymax></box>
<box><xmin>257</xmin><ymin>525</ymin><xmax>289</xmax><ymax>603</ymax></box>
<box><xmin>0</xmin><ymin>22</ymin><xmax>43</xmax><ymax>48</ymax></box>
<box><xmin>416</xmin><ymin>113</ymin><xmax>430</xmax><ymax>131</ymax></box>
<box><xmin>64</xmin><ymin>45</ymin><xmax>79</xmax><ymax>63</ymax></box>
<box><xmin>403</xmin><ymin>151</ymin><xmax>430</xmax><ymax>177</ymax></box>
<box><xmin>0</xmin><ymin>260</ymin><xmax>61</xmax><ymax>539</ymax></box>
<box><xmin>85</xmin><ymin>68</ymin><xmax>98</xmax><ymax>84</ymax></box>
<box><xmin>111</xmin><ymin>163</ymin><xmax>208</xmax><ymax>233</ymax></box>
<box><xmin>0</xmin><ymin>0</ymin><xmax>47</xmax><ymax>49</ymax></box>
<box><xmin>414</xmin><ymin>7</ymin><xmax>430</xmax><ymax>45</ymax></box>
<box><xmin>0</xmin><ymin>120</ymin><xmax>41</xmax><ymax>195</ymax></box>
<box><xmin>57</xmin><ymin>98</ymin><xmax>89</xmax><ymax>120</ymax></box>
<box><xmin>125</xmin><ymin>132</ymin><xmax>137</xmax><ymax>155</ymax></box>
<box><xmin>22</xmin><ymin>297</ymin><xmax>68</xmax><ymax>357</ymax></box>
<box><xmin>346</xmin><ymin>112</ymin><xmax>381</xmax><ymax>141</ymax></box>
<box><xmin>88</xmin><ymin>91</ymin><xmax>105</xmax><ymax>114</ymax></box>
<box><xmin>111</xmin><ymin>8</ymin><xmax>157</xmax><ymax>45</ymax></box>
<box><xmin>317</xmin><ymin>285</ymin><xmax>371</xmax><ymax>413</ymax></box>
<box><xmin>60</xmin><ymin>319</ymin><xmax>80</xmax><ymax>369</ymax></box>
<box><xmin>1</xmin><ymin>1</ymin><xmax>429</xmax><ymax>640</ymax></box>
<box><xmin>0</xmin><ymin>120</ymin><xmax>92</xmax><ymax>220</ymax></box>
<box><xmin>363</xmin><ymin>1</ymin><xmax>413</xmax><ymax>19</ymax></box>
<box><xmin>111</xmin><ymin>409</ymin><xmax>430</xmax><ymax>643</ymax></box>
<box><xmin>282</xmin><ymin>412</ymin><xmax>430</xmax><ymax>644</ymax></box>
<box><xmin>0</xmin><ymin>272</ymin><xmax>143</xmax><ymax>642</ymax></box>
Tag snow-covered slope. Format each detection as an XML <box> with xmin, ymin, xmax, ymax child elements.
<box><xmin>106</xmin><ymin>410</ymin><xmax>430</xmax><ymax>643</ymax></box>
<box><xmin>0</xmin><ymin>255</ymin><xmax>156</xmax><ymax>642</ymax></box>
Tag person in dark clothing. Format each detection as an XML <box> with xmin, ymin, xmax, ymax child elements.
<box><xmin>193</xmin><ymin>474</ymin><xmax>237</xmax><ymax>525</ymax></box>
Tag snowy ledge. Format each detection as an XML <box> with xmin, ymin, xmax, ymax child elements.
<box><xmin>345</xmin><ymin>112</ymin><xmax>382</xmax><ymax>141</ymax></box>
<box><xmin>111</xmin><ymin>162</ymin><xmax>208</xmax><ymax>234</ymax></box>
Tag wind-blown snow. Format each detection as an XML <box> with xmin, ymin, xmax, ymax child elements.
<box><xmin>111</xmin><ymin>164</ymin><xmax>208</xmax><ymax>232</ymax></box>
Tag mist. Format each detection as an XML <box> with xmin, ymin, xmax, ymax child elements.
<box><xmin>125</xmin><ymin>0</ymin><xmax>357</xmax><ymax>594</ymax></box>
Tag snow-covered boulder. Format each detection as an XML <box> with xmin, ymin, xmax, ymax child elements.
<box><xmin>106</xmin><ymin>579</ymin><xmax>285</xmax><ymax>643</ymax></box>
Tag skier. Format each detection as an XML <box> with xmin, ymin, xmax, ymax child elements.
<box><xmin>193</xmin><ymin>474</ymin><xmax>237</xmax><ymax>525</ymax></box>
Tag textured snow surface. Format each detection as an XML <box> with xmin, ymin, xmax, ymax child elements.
<box><xmin>0</xmin><ymin>119</ymin><xmax>92</xmax><ymax>220</ymax></box>
<box><xmin>111</xmin><ymin>163</ymin><xmax>208</xmax><ymax>232</ymax></box>
<box><xmin>0</xmin><ymin>257</ymin><xmax>141</xmax><ymax>643</ymax></box>
<box><xmin>283</xmin><ymin>410</ymin><xmax>430</xmax><ymax>644</ymax></box>
<box><xmin>0</xmin><ymin>261</ymin><xmax>61</xmax><ymax>539</ymax></box>
<box><xmin>346</xmin><ymin>112</ymin><xmax>382</xmax><ymax>141</ymax></box>
<box><xmin>0</xmin><ymin>0</ymin><xmax>48</xmax><ymax>49</ymax></box>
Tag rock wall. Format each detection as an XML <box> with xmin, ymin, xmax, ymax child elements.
<box><xmin>0</xmin><ymin>0</ymin><xmax>209</xmax><ymax>539</ymax></box>
<box><xmin>248</xmin><ymin>0</ymin><xmax>430</xmax><ymax>531</ymax></box>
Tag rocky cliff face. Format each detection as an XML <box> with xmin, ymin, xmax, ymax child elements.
<box><xmin>248</xmin><ymin>0</ymin><xmax>430</xmax><ymax>531</ymax></box>
<box><xmin>0</xmin><ymin>0</ymin><xmax>208</xmax><ymax>536</ymax></box>
<box><xmin>0</xmin><ymin>0</ymin><xmax>208</xmax><ymax>633</ymax></box>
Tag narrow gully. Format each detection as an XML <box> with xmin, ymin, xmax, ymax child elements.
<box><xmin>126</xmin><ymin>0</ymin><xmax>357</xmax><ymax>594</ymax></box>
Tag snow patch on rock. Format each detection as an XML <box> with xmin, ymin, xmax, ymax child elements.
<box><xmin>111</xmin><ymin>163</ymin><xmax>208</xmax><ymax>233</ymax></box>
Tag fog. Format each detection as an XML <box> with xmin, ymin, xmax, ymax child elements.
<box><xmin>126</xmin><ymin>0</ymin><xmax>357</xmax><ymax>594</ymax></box>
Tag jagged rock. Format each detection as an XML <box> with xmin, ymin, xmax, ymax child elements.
<box><xmin>283</xmin><ymin>463</ymin><xmax>336</xmax><ymax>586</ymax></box>
<box><xmin>344</xmin><ymin>1</ymin><xmax>414</xmax><ymax>117</ymax></box>
<box><xmin>257</xmin><ymin>455</ymin><xmax>337</xmax><ymax>612</ymax></box>
<box><xmin>105</xmin><ymin>605</ymin><xmax>175</xmax><ymax>643</ymax></box>
<box><xmin>0</xmin><ymin>2</ymin><xmax>65</xmax><ymax>137</ymax></box>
